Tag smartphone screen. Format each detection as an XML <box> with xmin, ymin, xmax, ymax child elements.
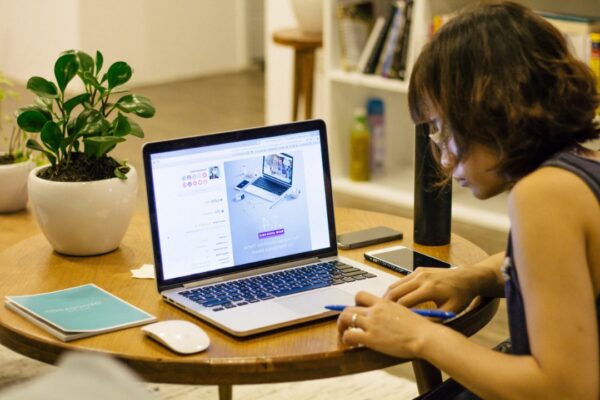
<box><xmin>235</xmin><ymin>180</ymin><xmax>250</xmax><ymax>190</ymax></box>
<box><xmin>364</xmin><ymin>246</ymin><xmax>452</xmax><ymax>274</ymax></box>
<box><xmin>336</xmin><ymin>226</ymin><xmax>403</xmax><ymax>250</ymax></box>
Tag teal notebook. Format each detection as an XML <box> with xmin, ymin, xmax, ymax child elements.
<box><xmin>5</xmin><ymin>283</ymin><xmax>157</xmax><ymax>342</ymax></box>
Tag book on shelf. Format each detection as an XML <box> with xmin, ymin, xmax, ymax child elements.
<box><xmin>5</xmin><ymin>283</ymin><xmax>157</xmax><ymax>342</ymax></box>
<box><xmin>336</xmin><ymin>0</ymin><xmax>375</xmax><ymax>72</ymax></box>
<box><xmin>540</xmin><ymin>11</ymin><xmax>600</xmax><ymax>63</ymax></box>
<box><xmin>429</xmin><ymin>9</ymin><xmax>600</xmax><ymax>65</ymax></box>
<box><xmin>376</xmin><ymin>0</ymin><xmax>407</xmax><ymax>77</ymax></box>
<box><xmin>363</xmin><ymin>3</ymin><xmax>397</xmax><ymax>74</ymax></box>
<box><xmin>388</xmin><ymin>0</ymin><xmax>413</xmax><ymax>80</ymax></box>
<box><xmin>591</xmin><ymin>33</ymin><xmax>600</xmax><ymax>115</ymax></box>
<box><xmin>356</xmin><ymin>16</ymin><xmax>386</xmax><ymax>74</ymax></box>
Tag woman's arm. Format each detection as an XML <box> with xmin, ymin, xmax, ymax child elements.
<box><xmin>467</xmin><ymin>251</ymin><xmax>507</xmax><ymax>297</ymax></box>
<box><xmin>339</xmin><ymin>168</ymin><xmax>599</xmax><ymax>399</ymax></box>
<box><xmin>505</xmin><ymin>168</ymin><xmax>599</xmax><ymax>397</ymax></box>
<box><xmin>384</xmin><ymin>251</ymin><xmax>506</xmax><ymax>313</ymax></box>
<box><xmin>339</xmin><ymin>295</ymin><xmax>551</xmax><ymax>400</ymax></box>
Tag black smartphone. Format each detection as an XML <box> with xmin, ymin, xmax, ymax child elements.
<box><xmin>336</xmin><ymin>226</ymin><xmax>403</xmax><ymax>250</ymax></box>
<box><xmin>364</xmin><ymin>245</ymin><xmax>452</xmax><ymax>275</ymax></box>
<box><xmin>235</xmin><ymin>179</ymin><xmax>250</xmax><ymax>190</ymax></box>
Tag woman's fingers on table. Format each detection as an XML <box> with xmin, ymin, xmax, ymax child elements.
<box><xmin>337</xmin><ymin>306</ymin><xmax>368</xmax><ymax>334</ymax></box>
<box><xmin>355</xmin><ymin>290</ymin><xmax>381</xmax><ymax>306</ymax></box>
<box><xmin>338</xmin><ymin>300</ymin><xmax>431</xmax><ymax>358</ymax></box>
<box><xmin>384</xmin><ymin>268</ymin><xmax>461</xmax><ymax>307</ymax></box>
<box><xmin>336</xmin><ymin>291</ymin><xmax>380</xmax><ymax>334</ymax></box>
<box><xmin>384</xmin><ymin>274</ymin><xmax>440</xmax><ymax>308</ymax></box>
<box><xmin>383</xmin><ymin>277</ymin><xmax>420</xmax><ymax>302</ymax></box>
<box><xmin>341</xmin><ymin>324</ymin><xmax>367</xmax><ymax>346</ymax></box>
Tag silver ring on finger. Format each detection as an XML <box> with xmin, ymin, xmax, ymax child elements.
<box><xmin>351</xmin><ymin>312</ymin><xmax>358</xmax><ymax>329</ymax></box>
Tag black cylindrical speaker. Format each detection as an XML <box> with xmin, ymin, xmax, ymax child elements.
<box><xmin>413</xmin><ymin>123</ymin><xmax>452</xmax><ymax>245</ymax></box>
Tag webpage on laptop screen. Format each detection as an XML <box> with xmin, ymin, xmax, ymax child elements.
<box><xmin>150</xmin><ymin>131</ymin><xmax>330</xmax><ymax>280</ymax></box>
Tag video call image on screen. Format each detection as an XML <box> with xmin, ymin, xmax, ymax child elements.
<box><xmin>263</xmin><ymin>153</ymin><xmax>293</xmax><ymax>184</ymax></box>
<box><xmin>150</xmin><ymin>130</ymin><xmax>331</xmax><ymax>280</ymax></box>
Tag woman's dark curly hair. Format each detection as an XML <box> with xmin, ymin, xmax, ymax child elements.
<box><xmin>408</xmin><ymin>1</ymin><xmax>600</xmax><ymax>181</ymax></box>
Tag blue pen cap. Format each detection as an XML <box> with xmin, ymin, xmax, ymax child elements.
<box><xmin>367</xmin><ymin>98</ymin><xmax>384</xmax><ymax>116</ymax></box>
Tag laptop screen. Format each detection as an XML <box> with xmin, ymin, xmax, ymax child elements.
<box><xmin>262</xmin><ymin>153</ymin><xmax>293</xmax><ymax>185</ymax></box>
<box><xmin>143</xmin><ymin>120</ymin><xmax>337</xmax><ymax>289</ymax></box>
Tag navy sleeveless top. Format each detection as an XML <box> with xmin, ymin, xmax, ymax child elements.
<box><xmin>504</xmin><ymin>151</ymin><xmax>600</xmax><ymax>354</ymax></box>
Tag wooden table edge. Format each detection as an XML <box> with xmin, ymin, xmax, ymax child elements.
<box><xmin>0</xmin><ymin>296</ymin><xmax>499</xmax><ymax>385</ymax></box>
<box><xmin>0</xmin><ymin>207</ymin><xmax>498</xmax><ymax>387</ymax></box>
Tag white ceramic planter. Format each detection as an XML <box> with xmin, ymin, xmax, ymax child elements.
<box><xmin>0</xmin><ymin>160</ymin><xmax>35</xmax><ymax>213</ymax></box>
<box><xmin>28</xmin><ymin>165</ymin><xmax>138</xmax><ymax>256</ymax></box>
<box><xmin>291</xmin><ymin>0</ymin><xmax>323</xmax><ymax>34</ymax></box>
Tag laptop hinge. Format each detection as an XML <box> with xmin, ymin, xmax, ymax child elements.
<box><xmin>182</xmin><ymin>257</ymin><xmax>322</xmax><ymax>289</ymax></box>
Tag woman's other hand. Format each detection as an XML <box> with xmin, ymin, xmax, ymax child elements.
<box><xmin>384</xmin><ymin>266</ymin><xmax>483</xmax><ymax>313</ymax></box>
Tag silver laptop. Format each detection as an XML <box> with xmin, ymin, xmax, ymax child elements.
<box><xmin>243</xmin><ymin>153</ymin><xmax>293</xmax><ymax>202</ymax></box>
<box><xmin>142</xmin><ymin>120</ymin><xmax>399</xmax><ymax>336</ymax></box>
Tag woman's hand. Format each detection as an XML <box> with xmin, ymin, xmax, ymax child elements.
<box><xmin>384</xmin><ymin>266</ymin><xmax>484</xmax><ymax>314</ymax></box>
<box><xmin>337</xmin><ymin>291</ymin><xmax>440</xmax><ymax>359</ymax></box>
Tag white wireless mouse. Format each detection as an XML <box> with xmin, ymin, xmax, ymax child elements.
<box><xmin>142</xmin><ymin>320</ymin><xmax>210</xmax><ymax>354</ymax></box>
<box><xmin>285</xmin><ymin>188</ymin><xmax>301</xmax><ymax>199</ymax></box>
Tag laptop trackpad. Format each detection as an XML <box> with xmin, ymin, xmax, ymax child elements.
<box><xmin>274</xmin><ymin>288</ymin><xmax>355</xmax><ymax>316</ymax></box>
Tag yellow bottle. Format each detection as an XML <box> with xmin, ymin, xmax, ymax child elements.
<box><xmin>590</xmin><ymin>33</ymin><xmax>600</xmax><ymax>115</ymax></box>
<box><xmin>349</xmin><ymin>108</ymin><xmax>370</xmax><ymax>181</ymax></box>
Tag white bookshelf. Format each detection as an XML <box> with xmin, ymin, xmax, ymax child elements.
<box><xmin>323</xmin><ymin>0</ymin><xmax>511</xmax><ymax>232</ymax></box>
<box><xmin>329</xmin><ymin>69</ymin><xmax>409</xmax><ymax>92</ymax></box>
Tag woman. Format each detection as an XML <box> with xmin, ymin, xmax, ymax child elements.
<box><xmin>337</xmin><ymin>2</ymin><xmax>600</xmax><ymax>398</ymax></box>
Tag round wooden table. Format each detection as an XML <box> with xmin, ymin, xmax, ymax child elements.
<box><xmin>0</xmin><ymin>207</ymin><xmax>498</xmax><ymax>399</ymax></box>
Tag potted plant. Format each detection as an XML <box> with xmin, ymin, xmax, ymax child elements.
<box><xmin>0</xmin><ymin>73</ymin><xmax>35</xmax><ymax>213</ymax></box>
<box><xmin>16</xmin><ymin>50</ymin><xmax>155</xmax><ymax>256</ymax></box>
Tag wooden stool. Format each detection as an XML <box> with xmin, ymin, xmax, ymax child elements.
<box><xmin>273</xmin><ymin>28</ymin><xmax>322</xmax><ymax>121</ymax></box>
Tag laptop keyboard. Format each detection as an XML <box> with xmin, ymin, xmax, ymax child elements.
<box><xmin>178</xmin><ymin>261</ymin><xmax>377</xmax><ymax>312</ymax></box>
<box><xmin>252</xmin><ymin>177</ymin><xmax>288</xmax><ymax>195</ymax></box>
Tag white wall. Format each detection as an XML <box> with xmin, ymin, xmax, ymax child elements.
<box><xmin>0</xmin><ymin>0</ymin><xmax>80</xmax><ymax>83</ymax></box>
<box><xmin>246</xmin><ymin>0</ymin><xmax>265</xmax><ymax>63</ymax></box>
<box><xmin>0</xmin><ymin>0</ymin><xmax>250</xmax><ymax>86</ymax></box>
<box><xmin>265</xmin><ymin>0</ymin><xmax>323</xmax><ymax>124</ymax></box>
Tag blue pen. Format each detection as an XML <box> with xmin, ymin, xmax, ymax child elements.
<box><xmin>324</xmin><ymin>304</ymin><xmax>456</xmax><ymax>320</ymax></box>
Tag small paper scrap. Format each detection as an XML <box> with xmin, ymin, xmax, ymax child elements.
<box><xmin>131</xmin><ymin>264</ymin><xmax>155</xmax><ymax>279</ymax></box>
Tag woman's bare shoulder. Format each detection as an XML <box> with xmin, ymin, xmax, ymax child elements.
<box><xmin>508</xmin><ymin>163</ymin><xmax>598</xmax><ymax>229</ymax></box>
<box><xmin>511</xmin><ymin>162</ymin><xmax>597</xmax><ymax>203</ymax></box>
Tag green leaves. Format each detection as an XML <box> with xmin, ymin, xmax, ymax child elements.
<box><xmin>63</xmin><ymin>93</ymin><xmax>91</xmax><ymax>114</ymax></box>
<box><xmin>16</xmin><ymin>106</ymin><xmax>52</xmax><ymax>132</ymax></box>
<box><xmin>81</xmin><ymin>71</ymin><xmax>101</xmax><ymax>90</ymax></box>
<box><xmin>75</xmin><ymin>51</ymin><xmax>94</xmax><ymax>76</ymax></box>
<box><xmin>74</xmin><ymin>109</ymin><xmax>110</xmax><ymax>137</ymax></box>
<box><xmin>113</xmin><ymin>159</ymin><xmax>130</xmax><ymax>179</ymax></box>
<box><xmin>84</xmin><ymin>136</ymin><xmax>125</xmax><ymax>159</ymax></box>
<box><xmin>127</xmin><ymin>118</ymin><xmax>144</xmax><ymax>138</ymax></box>
<box><xmin>19</xmin><ymin>48</ymin><xmax>155</xmax><ymax>179</ymax></box>
<box><xmin>111</xmin><ymin>112</ymin><xmax>145</xmax><ymax>138</ymax></box>
<box><xmin>107</xmin><ymin>61</ymin><xmax>132</xmax><ymax>89</ymax></box>
<box><xmin>95</xmin><ymin>51</ymin><xmax>104</xmax><ymax>74</ymax></box>
<box><xmin>26</xmin><ymin>77</ymin><xmax>58</xmax><ymax>99</ymax></box>
<box><xmin>112</xmin><ymin>112</ymin><xmax>131</xmax><ymax>137</ymax></box>
<box><xmin>34</xmin><ymin>96</ymin><xmax>54</xmax><ymax>113</ymax></box>
<box><xmin>26</xmin><ymin>138</ymin><xmax>56</xmax><ymax>166</ymax></box>
<box><xmin>116</xmin><ymin>94</ymin><xmax>155</xmax><ymax>118</ymax></box>
<box><xmin>40</xmin><ymin>121</ymin><xmax>62</xmax><ymax>154</ymax></box>
<box><xmin>54</xmin><ymin>53</ymin><xmax>79</xmax><ymax>93</ymax></box>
